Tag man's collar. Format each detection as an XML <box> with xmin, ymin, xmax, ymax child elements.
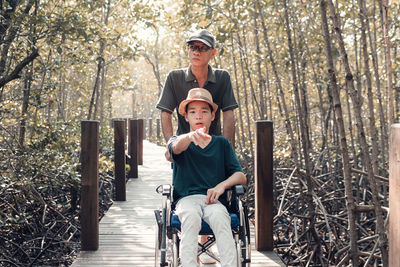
<box><xmin>185</xmin><ymin>65</ymin><xmax>216</xmax><ymax>84</ymax></box>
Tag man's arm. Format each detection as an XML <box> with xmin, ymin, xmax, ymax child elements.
<box><xmin>161</xmin><ymin>111</ymin><xmax>173</xmax><ymax>142</ymax></box>
<box><xmin>205</xmin><ymin>171</ymin><xmax>246</xmax><ymax>205</ymax></box>
<box><xmin>161</xmin><ymin>111</ymin><xmax>174</xmax><ymax>162</ymax></box>
<box><xmin>222</xmin><ymin>109</ymin><xmax>235</xmax><ymax>147</ymax></box>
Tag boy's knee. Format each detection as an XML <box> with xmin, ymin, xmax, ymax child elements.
<box><xmin>180</xmin><ymin>210</ymin><xmax>202</xmax><ymax>228</ymax></box>
<box><xmin>206</xmin><ymin>208</ymin><xmax>230</xmax><ymax>227</ymax></box>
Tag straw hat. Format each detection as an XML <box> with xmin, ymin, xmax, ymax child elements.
<box><xmin>178</xmin><ymin>88</ymin><xmax>218</xmax><ymax>116</ymax></box>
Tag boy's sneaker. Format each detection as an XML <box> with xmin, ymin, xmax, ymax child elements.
<box><xmin>199</xmin><ymin>253</ymin><xmax>217</xmax><ymax>264</ymax></box>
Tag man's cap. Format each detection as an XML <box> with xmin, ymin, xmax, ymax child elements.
<box><xmin>178</xmin><ymin>88</ymin><xmax>218</xmax><ymax>116</ymax></box>
<box><xmin>186</xmin><ymin>29</ymin><xmax>215</xmax><ymax>48</ymax></box>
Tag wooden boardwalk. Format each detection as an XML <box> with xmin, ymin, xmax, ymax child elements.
<box><xmin>71</xmin><ymin>140</ymin><xmax>284</xmax><ymax>267</ymax></box>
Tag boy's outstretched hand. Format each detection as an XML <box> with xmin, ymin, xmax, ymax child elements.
<box><xmin>188</xmin><ymin>127</ymin><xmax>211</xmax><ymax>149</ymax></box>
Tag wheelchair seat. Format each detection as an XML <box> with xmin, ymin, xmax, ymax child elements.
<box><xmin>170</xmin><ymin>211</ymin><xmax>241</xmax><ymax>235</ymax></box>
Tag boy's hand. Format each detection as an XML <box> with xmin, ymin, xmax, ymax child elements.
<box><xmin>205</xmin><ymin>184</ymin><xmax>225</xmax><ymax>205</ymax></box>
<box><xmin>188</xmin><ymin>127</ymin><xmax>211</xmax><ymax>149</ymax></box>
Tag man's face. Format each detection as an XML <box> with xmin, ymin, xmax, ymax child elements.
<box><xmin>187</xmin><ymin>41</ymin><xmax>216</xmax><ymax>68</ymax></box>
<box><xmin>185</xmin><ymin>101</ymin><xmax>214</xmax><ymax>132</ymax></box>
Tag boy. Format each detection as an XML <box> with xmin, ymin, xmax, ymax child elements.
<box><xmin>168</xmin><ymin>88</ymin><xmax>246</xmax><ymax>267</ymax></box>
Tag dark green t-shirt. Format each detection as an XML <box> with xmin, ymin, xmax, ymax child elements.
<box><xmin>168</xmin><ymin>135</ymin><xmax>243</xmax><ymax>204</ymax></box>
<box><xmin>156</xmin><ymin>66</ymin><xmax>238</xmax><ymax>135</ymax></box>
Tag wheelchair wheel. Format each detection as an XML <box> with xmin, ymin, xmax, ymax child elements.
<box><xmin>171</xmin><ymin>233</ymin><xmax>179</xmax><ymax>267</ymax></box>
<box><xmin>155</xmin><ymin>199</ymin><xmax>170</xmax><ymax>267</ymax></box>
<box><xmin>237</xmin><ymin>204</ymin><xmax>251</xmax><ymax>266</ymax></box>
<box><xmin>236</xmin><ymin>232</ymin><xmax>250</xmax><ymax>266</ymax></box>
<box><xmin>154</xmin><ymin>222</ymin><xmax>161</xmax><ymax>267</ymax></box>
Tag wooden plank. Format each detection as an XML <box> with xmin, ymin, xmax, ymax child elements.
<box><xmin>72</xmin><ymin>140</ymin><xmax>284</xmax><ymax>266</ymax></box>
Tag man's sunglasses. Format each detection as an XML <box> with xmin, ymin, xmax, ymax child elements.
<box><xmin>188</xmin><ymin>44</ymin><xmax>212</xmax><ymax>53</ymax></box>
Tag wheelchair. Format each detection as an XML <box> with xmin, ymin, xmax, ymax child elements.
<box><xmin>154</xmin><ymin>184</ymin><xmax>251</xmax><ymax>267</ymax></box>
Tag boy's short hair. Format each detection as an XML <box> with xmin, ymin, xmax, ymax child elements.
<box><xmin>185</xmin><ymin>102</ymin><xmax>214</xmax><ymax>114</ymax></box>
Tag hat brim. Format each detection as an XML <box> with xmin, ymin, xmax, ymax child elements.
<box><xmin>178</xmin><ymin>99</ymin><xmax>218</xmax><ymax>116</ymax></box>
<box><xmin>186</xmin><ymin>38</ymin><xmax>213</xmax><ymax>48</ymax></box>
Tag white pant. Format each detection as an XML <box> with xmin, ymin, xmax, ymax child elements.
<box><xmin>175</xmin><ymin>194</ymin><xmax>237</xmax><ymax>267</ymax></box>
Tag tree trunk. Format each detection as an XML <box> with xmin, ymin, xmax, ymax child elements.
<box><xmin>327</xmin><ymin>0</ymin><xmax>388</xmax><ymax>264</ymax></box>
<box><xmin>88</xmin><ymin>0</ymin><xmax>110</xmax><ymax>121</ymax></box>
<box><xmin>252</xmin><ymin>0</ymin><xmax>266</xmax><ymax>119</ymax></box>
<box><xmin>19</xmin><ymin>69</ymin><xmax>32</xmax><ymax>147</ymax></box>
<box><xmin>358</xmin><ymin>0</ymin><xmax>380</xmax><ymax>175</ymax></box>
<box><xmin>283</xmin><ymin>0</ymin><xmax>320</xmax><ymax>261</ymax></box>
<box><xmin>230</xmin><ymin>34</ymin><xmax>246</xmax><ymax>154</ymax></box>
<box><xmin>378</xmin><ymin>0</ymin><xmax>394</xmax><ymax>124</ymax></box>
<box><xmin>319</xmin><ymin>1</ymin><xmax>359</xmax><ymax>265</ymax></box>
<box><xmin>368</xmin><ymin>0</ymin><xmax>388</xmax><ymax>172</ymax></box>
<box><xmin>236</xmin><ymin>31</ymin><xmax>254</xmax><ymax>159</ymax></box>
<box><xmin>240</xmin><ymin>28</ymin><xmax>261</xmax><ymax>121</ymax></box>
<box><xmin>256</xmin><ymin>0</ymin><xmax>300</xmax><ymax>168</ymax></box>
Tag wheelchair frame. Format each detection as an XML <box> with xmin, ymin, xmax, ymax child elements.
<box><xmin>154</xmin><ymin>184</ymin><xmax>251</xmax><ymax>267</ymax></box>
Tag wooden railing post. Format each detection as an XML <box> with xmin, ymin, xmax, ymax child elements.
<box><xmin>138</xmin><ymin>119</ymin><xmax>143</xmax><ymax>165</ymax></box>
<box><xmin>114</xmin><ymin>119</ymin><xmax>126</xmax><ymax>201</ymax></box>
<box><xmin>255</xmin><ymin>120</ymin><xmax>273</xmax><ymax>251</ymax></box>
<box><xmin>80</xmin><ymin>120</ymin><xmax>99</xmax><ymax>251</ymax></box>
<box><xmin>143</xmin><ymin>118</ymin><xmax>147</xmax><ymax>140</ymax></box>
<box><xmin>128</xmin><ymin>119</ymin><xmax>138</xmax><ymax>178</ymax></box>
<box><xmin>149</xmin><ymin>118</ymin><xmax>153</xmax><ymax>140</ymax></box>
<box><xmin>390</xmin><ymin>124</ymin><xmax>400</xmax><ymax>267</ymax></box>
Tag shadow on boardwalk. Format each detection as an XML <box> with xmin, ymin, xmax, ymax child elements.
<box><xmin>71</xmin><ymin>140</ymin><xmax>284</xmax><ymax>267</ymax></box>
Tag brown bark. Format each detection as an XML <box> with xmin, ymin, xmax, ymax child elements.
<box><xmin>230</xmin><ymin>34</ymin><xmax>246</xmax><ymax>154</ymax></box>
<box><xmin>368</xmin><ymin>0</ymin><xmax>388</xmax><ymax>170</ymax></box>
<box><xmin>319</xmin><ymin>1</ymin><xmax>359</xmax><ymax>265</ymax></box>
<box><xmin>256</xmin><ymin>0</ymin><xmax>300</xmax><ymax>169</ymax></box>
<box><xmin>88</xmin><ymin>0</ymin><xmax>110</xmax><ymax>121</ymax></box>
<box><xmin>283</xmin><ymin>0</ymin><xmax>320</xmax><ymax>259</ymax></box>
<box><xmin>358</xmin><ymin>0</ymin><xmax>380</xmax><ymax>175</ymax></box>
<box><xmin>0</xmin><ymin>48</ymin><xmax>39</xmax><ymax>88</ymax></box>
<box><xmin>239</xmin><ymin>28</ymin><xmax>261</xmax><ymax>121</ymax></box>
<box><xmin>236</xmin><ymin>31</ymin><xmax>254</xmax><ymax>159</ymax></box>
<box><xmin>378</xmin><ymin>0</ymin><xmax>394</xmax><ymax>124</ymax></box>
<box><xmin>252</xmin><ymin>0</ymin><xmax>266</xmax><ymax>119</ymax></box>
<box><xmin>327</xmin><ymin>0</ymin><xmax>388</xmax><ymax>264</ymax></box>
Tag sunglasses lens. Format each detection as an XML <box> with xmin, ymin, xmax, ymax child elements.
<box><xmin>189</xmin><ymin>45</ymin><xmax>210</xmax><ymax>52</ymax></box>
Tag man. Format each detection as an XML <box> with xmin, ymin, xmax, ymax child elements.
<box><xmin>156</xmin><ymin>28</ymin><xmax>239</xmax><ymax>264</ymax></box>
<box><xmin>156</xmin><ymin>28</ymin><xmax>238</xmax><ymax>158</ymax></box>
<box><xmin>168</xmin><ymin>88</ymin><xmax>246</xmax><ymax>267</ymax></box>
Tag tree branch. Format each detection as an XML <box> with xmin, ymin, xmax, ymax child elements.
<box><xmin>0</xmin><ymin>48</ymin><xmax>39</xmax><ymax>88</ymax></box>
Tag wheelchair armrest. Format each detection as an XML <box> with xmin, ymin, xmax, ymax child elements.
<box><xmin>234</xmin><ymin>185</ymin><xmax>246</xmax><ymax>196</ymax></box>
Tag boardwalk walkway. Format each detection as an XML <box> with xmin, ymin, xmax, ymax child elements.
<box><xmin>71</xmin><ymin>140</ymin><xmax>284</xmax><ymax>266</ymax></box>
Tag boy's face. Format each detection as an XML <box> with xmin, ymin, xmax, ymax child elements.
<box><xmin>185</xmin><ymin>101</ymin><xmax>215</xmax><ymax>132</ymax></box>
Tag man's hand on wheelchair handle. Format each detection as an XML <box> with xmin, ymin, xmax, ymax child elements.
<box><xmin>164</xmin><ymin>148</ymin><xmax>172</xmax><ymax>162</ymax></box>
